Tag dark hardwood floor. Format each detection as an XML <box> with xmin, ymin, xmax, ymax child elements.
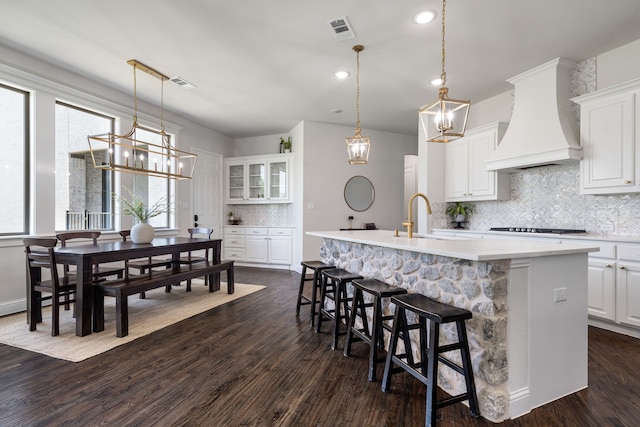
<box><xmin>1</xmin><ymin>267</ymin><xmax>639</xmax><ymax>426</ymax></box>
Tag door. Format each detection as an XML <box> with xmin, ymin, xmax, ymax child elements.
<box><xmin>193</xmin><ymin>149</ymin><xmax>223</xmax><ymax>238</ymax></box>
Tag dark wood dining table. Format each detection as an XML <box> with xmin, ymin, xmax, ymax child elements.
<box><xmin>49</xmin><ymin>237</ymin><xmax>222</xmax><ymax>336</ymax></box>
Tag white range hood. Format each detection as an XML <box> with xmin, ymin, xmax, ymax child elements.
<box><xmin>485</xmin><ymin>58</ymin><xmax>581</xmax><ymax>171</ymax></box>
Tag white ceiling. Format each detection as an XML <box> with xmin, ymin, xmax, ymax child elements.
<box><xmin>1</xmin><ymin>0</ymin><xmax>640</xmax><ymax>138</ymax></box>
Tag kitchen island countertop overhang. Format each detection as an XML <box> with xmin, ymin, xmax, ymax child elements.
<box><xmin>306</xmin><ymin>229</ymin><xmax>599</xmax><ymax>423</ymax></box>
<box><xmin>306</xmin><ymin>229</ymin><xmax>600</xmax><ymax>261</ymax></box>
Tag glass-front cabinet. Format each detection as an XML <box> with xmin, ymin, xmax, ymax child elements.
<box><xmin>227</xmin><ymin>162</ymin><xmax>246</xmax><ymax>202</ymax></box>
<box><xmin>248</xmin><ymin>161</ymin><xmax>266</xmax><ymax>200</ymax></box>
<box><xmin>269</xmin><ymin>160</ymin><xmax>289</xmax><ymax>201</ymax></box>
<box><xmin>225</xmin><ymin>154</ymin><xmax>292</xmax><ymax>204</ymax></box>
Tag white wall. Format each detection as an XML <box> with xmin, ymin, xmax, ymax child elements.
<box><xmin>302</xmin><ymin>121</ymin><xmax>417</xmax><ymax>260</ymax></box>
<box><xmin>596</xmin><ymin>38</ymin><xmax>640</xmax><ymax>90</ymax></box>
<box><xmin>0</xmin><ymin>43</ymin><xmax>234</xmax><ymax>316</ymax></box>
<box><xmin>233</xmin><ymin>133</ymin><xmax>287</xmax><ymax>156</ymax></box>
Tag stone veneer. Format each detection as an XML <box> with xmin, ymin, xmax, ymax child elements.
<box><xmin>320</xmin><ymin>238</ymin><xmax>511</xmax><ymax>423</ymax></box>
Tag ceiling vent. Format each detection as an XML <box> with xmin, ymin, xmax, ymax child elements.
<box><xmin>169</xmin><ymin>76</ymin><xmax>196</xmax><ymax>89</ymax></box>
<box><xmin>328</xmin><ymin>17</ymin><xmax>356</xmax><ymax>41</ymax></box>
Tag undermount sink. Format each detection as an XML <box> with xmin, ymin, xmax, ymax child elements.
<box><xmin>411</xmin><ymin>233</ymin><xmax>470</xmax><ymax>241</ymax></box>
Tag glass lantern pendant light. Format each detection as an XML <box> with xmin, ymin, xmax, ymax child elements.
<box><xmin>87</xmin><ymin>60</ymin><xmax>197</xmax><ymax>179</ymax></box>
<box><xmin>346</xmin><ymin>45</ymin><xmax>371</xmax><ymax>164</ymax></box>
<box><xmin>419</xmin><ymin>0</ymin><xmax>470</xmax><ymax>143</ymax></box>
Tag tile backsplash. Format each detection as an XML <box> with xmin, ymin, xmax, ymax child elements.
<box><xmin>437</xmin><ymin>163</ymin><xmax>640</xmax><ymax>237</ymax></box>
<box><xmin>226</xmin><ymin>204</ymin><xmax>294</xmax><ymax>227</ymax></box>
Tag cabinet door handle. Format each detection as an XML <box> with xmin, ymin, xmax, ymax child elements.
<box><xmin>625</xmin><ymin>180</ymin><xmax>632</xmax><ymax>184</ymax></box>
<box><xmin>605</xmin><ymin>264</ymin><xmax>612</xmax><ymax>268</ymax></box>
<box><xmin>620</xmin><ymin>266</ymin><xmax>626</xmax><ymax>270</ymax></box>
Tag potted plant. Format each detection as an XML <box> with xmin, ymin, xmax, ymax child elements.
<box><xmin>280</xmin><ymin>136</ymin><xmax>292</xmax><ymax>153</ymax></box>
<box><xmin>445</xmin><ymin>201</ymin><xmax>476</xmax><ymax>226</ymax></box>
<box><xmin>114</xmin><ymin>187</ymin><xmax>172</xmax><ymax>243</ymax></box>
<box><xmin>228</xmin><ymin>212</ymin><xmax>234</xmax><ymax>222</ymax></box>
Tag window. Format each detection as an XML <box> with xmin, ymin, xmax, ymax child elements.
<box><xmin>55</xmin><ymin>102</ymin><xmax>114</xmax><ymax>230</ymax></box>
<box><xmin>0</xmin><ymin>83</ymin><xmax>29</xmax><ymax>235</ymax></box>
<box><xmin>131</xmin><ymin>126</ymin><xmax>172</xmax><ymax>229</ymax></box>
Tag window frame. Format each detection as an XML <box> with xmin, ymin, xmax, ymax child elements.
<box><xmin>130</xmin><ymin>123</ymin><xmax>174</xmax><ymax>230</ymax></box>
<box><xmin>54</xmin><ymin>100</ymin><xmax>116</xmax><ymax>231</ymax></box>
<box><xmin>0</xmin><ymin>82</ymin><xmax>30</xmax><ymax>236</ymax></box>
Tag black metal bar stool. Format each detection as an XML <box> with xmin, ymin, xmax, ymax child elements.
<box><xmin>381</xmin><ymin>293</ymin><xmax>480</xmax><ymax>427</ymax></box>
<box><xmin>315</xmin><ymin>268</ymin><xmax>363</xmax><ymax>350</ymax></box>
<box><xmin>344</xmin><ymin>278</ymin><xmax>408</xmax><ymax>381</ymax></box>
<box><xmin>296</xmin><ymin>260</ymin><xmax>334</xmax><ymax>327</ymax></box>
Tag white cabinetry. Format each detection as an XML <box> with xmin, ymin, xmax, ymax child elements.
<box><xmin>223</xmin><ymin>226</ymin><xmax>293</xmax><ymax>266</ymax></box>
<box><xmin>574</xmin><ymin>79</ymin><xmax>640</xmax><ymax>194</ymax></box>
<box><xmin>445</xmin><ymin>122</ymin><xmax>510</xmax><ymax>201</ymax></box>
<box><xmin>587</xmin><ymin>244</ymin><xmax>616</xmax><ymax>321</ymax></box>
<box><xmin>616</xmin><ymin>245</ymin><xmax>640</xmax><ymax>328</ymax></box>
<box><xmin>225</xmin><ymin>154</ymin><xmax>292</xmax><ymax>204</ymax></box>
<box><xmin>223</xmin><ymin>227</ymin><xmax>245</xmax><ymax>261</ymax></box>
<box><xmin>245</xmin><ymin>228</ymin><xmax>269</xmax><ymax>263</ymax></box>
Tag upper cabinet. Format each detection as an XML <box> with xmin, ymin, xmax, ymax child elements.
<box><xmin>225</xmin><ymin>153</ymin><xmax>293</xmax><ymax>204</ymax></box>
<box><xmin>574</xmin><ymin>79</ymin><xmax>640</xmax><ymax>195</ymax></box>
<box><xmin>445</xmin><ymin>122</ymin><xmax>510</xmax><ymax>201</ymax></box>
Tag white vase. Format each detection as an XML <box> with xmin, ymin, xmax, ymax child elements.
<box><xmin>131</xmin><ymin>222</ymin><xmax>155</xmax><ymax>244</ymax></box>
<box><xmin>455</xmin><ymin>214</ymin><xmax>466</xmax><ymax>223</ymax></box>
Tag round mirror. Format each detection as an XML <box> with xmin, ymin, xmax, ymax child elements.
<box><xmin>344</xmin><ymin>176</ymin><xmax>375</xmax><ymax>212</ymax></box>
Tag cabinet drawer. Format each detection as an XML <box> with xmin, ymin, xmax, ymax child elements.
<box><xmin>224</xmin><ymin>237</ymin><xmax>245</xmax><ymax>248</ymax></box>
<box><xmin>224</xmin><ymin>227</ymin><xmax>245</xmax><ymax>235</ymax></box>
<box><xmin>618</xmin><ymin>245</ymin><xmax>640</xmax><ymax>263</ymax></box>
<box><xmin>224</xmin><ymin>248</ymin><xmax>245</xmax><ymax>260</ymax></box>
<box><xmin>269</xmin><ymin>228</ymin><xmax>293</xmax><ymax>236</ymax></box>
<box><xmin>246</xmin><ymin>227</ymin><xmax>268</xmax><ymax>236</ymax></box>
<box><xmin>588</xmin><ymin>242</ymin><xmax>616</xmax><ymax>259</ymax></box>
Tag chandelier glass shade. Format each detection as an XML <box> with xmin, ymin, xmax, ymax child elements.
<box><xmin>87</xmin><ymin>60</ymin><xmax>197</xmax><ymax>179</ymax></box>
<box><xmin>419</xmin><ymin>0</ymin><xmax>470</xmax><ymax>143</ymax></box>
<box><xmin>346</xmin><ymin>45</ymin><xmax>371</xmax><ymax>165</ymax></box>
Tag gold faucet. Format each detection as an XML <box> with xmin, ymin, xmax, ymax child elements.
<box><xmin>402</xmin><ymin>193</ymin><xmax>432</xmax><ymax>238</ymax></box>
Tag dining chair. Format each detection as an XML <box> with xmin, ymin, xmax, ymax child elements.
<box><xmin>55</xmin><ymin>231</ymin><xmax>125</xmax><ymax>281</ymax></box>
<box><xmin>119</xmin><ymin>230</ymin><xmax>172</xmax><ymax>276</ymax></box>
<box><xmin>24</xmin><ymin>237</ymin><xmax>77</xmax><ymax>336</ymax></box>
<box><xmin>119</xmin><ymin>230</ymin><xmax>172</xmax><ymax>297</ymax></box>
<box><xmin>180</xmin><ymin>227</ymin><xmax>214</xmax><ymax>289</ymax></box>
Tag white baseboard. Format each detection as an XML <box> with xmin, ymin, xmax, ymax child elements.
<box><xmin>588</xmin><ymin>317</ymin><xmax>640</xmax><ymax>339</ymax></box>
<box><xmin>0</xmin><ymin>298</ymin><xmax>26</xmax><ymax>317</ymax></box>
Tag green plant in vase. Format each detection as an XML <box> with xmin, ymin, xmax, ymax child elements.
<box><xmin>445</xmin><ymin>202</ymin><xmax>476</xmax><ymax>228</ymax></box>
<box><xmin>114</xmin><ymin>186</ymin><xmax>172</xmax><ymax>243</ymax></box>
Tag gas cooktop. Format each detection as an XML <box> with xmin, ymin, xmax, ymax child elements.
<box><xmin>490</xmin><ymin>227</ymin><xmax>586</xmax><ymax>234</ymax></box>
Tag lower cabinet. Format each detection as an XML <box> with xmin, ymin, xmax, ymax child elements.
<box><xmin>587</xmin><ymin>259</ymin><xmax>616</xmax><ymax>321</ymax></box>
<box><xmin>616</xmin><ymin>246</ymin><xmax>640</xmax><ymax>328</ymax></box>
<box><xmin>224</xmin><ymin>226</ymin><xmax>293</xmax><ymax>266</ymax></box>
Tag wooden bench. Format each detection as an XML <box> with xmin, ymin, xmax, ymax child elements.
<box><xmin>93</xmin><ymin>260</ymin><xmax>234</xmax><ymax>337</ymax></box>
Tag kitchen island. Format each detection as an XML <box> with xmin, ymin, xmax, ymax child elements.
<box><xmin>307</xmin><ymin>229</ymin><xmax>599</xmax><ymax>423</ymax></box>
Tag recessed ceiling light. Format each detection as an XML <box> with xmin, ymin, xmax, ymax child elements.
<box><xmin>430</xmin><ymin>78</ymin><xmax>443</xmax><ymax>86</ymax></box>
<box><xmin>414</xmin><ymin>10</ymin><xmax>436</xmax><ymax>24</ymax></box>
<box><xmin>330</xmin><ymin>108</ymin><xmax>343</xmax><ymax>114</ymax></box>
<box><xmin>334</xmin><ymin>70</ymin><xmax>350</xmax><ymax>79</ymax></box>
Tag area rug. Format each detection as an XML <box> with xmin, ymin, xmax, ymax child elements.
<box><xmin>0</xmin><ymin>281</ymin><xmax>264</xmax><ymax>362</ymax></box>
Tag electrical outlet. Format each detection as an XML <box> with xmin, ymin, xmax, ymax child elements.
<box><xmin>554</xmin><ymin>287</ymin><xmax>567</xmax><ymax>302</ymax></box>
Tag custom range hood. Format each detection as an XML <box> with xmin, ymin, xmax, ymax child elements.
<box><xmin>485</xmin><ymin>58</ymin><xmax>581</xmax><ymax>171</ymax></box>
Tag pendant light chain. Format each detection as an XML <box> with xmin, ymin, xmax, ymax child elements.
<box><xmin>440</xmin><ymin>0</ymin><xmax>447</xmax><ymax>87</ymax></box>
<box><xmin>355</xmin><ymin>46</ymin><xmax>361</xmax><ymax>132</ymax></box>
<box><xmin>160</xmin><ymin>78</ymin><xmax>165</xmax><ymax>132</ymax></box>
<box><xmin>132</xmin><ymin>63</ymin><xmax>138</xmax><ymax>125</ymax></box>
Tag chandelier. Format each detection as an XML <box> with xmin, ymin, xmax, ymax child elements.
<box><xmin>87</xmin><ymin>60</ymin><xmax>197</xmax><ymax>179</ymax></box>
<box><xmin>419</xmin><ymin>0</ymin><xmax>470</xmax><ymax>143</ymax></box>
<box><xmin>346</xmin><ymin>45</ymin><xmax>371</xmax><ymax>165</ymax></box>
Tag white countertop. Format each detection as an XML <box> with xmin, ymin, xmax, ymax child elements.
<box><xmin>307</xmin><ymin>229</ymin><xmax>599</xmax><ymax>261</ymax></box>
<box><xmin>432</xmin><ymin>228</ymin><xmax>640</xmax><ymax>243</ymax></box>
